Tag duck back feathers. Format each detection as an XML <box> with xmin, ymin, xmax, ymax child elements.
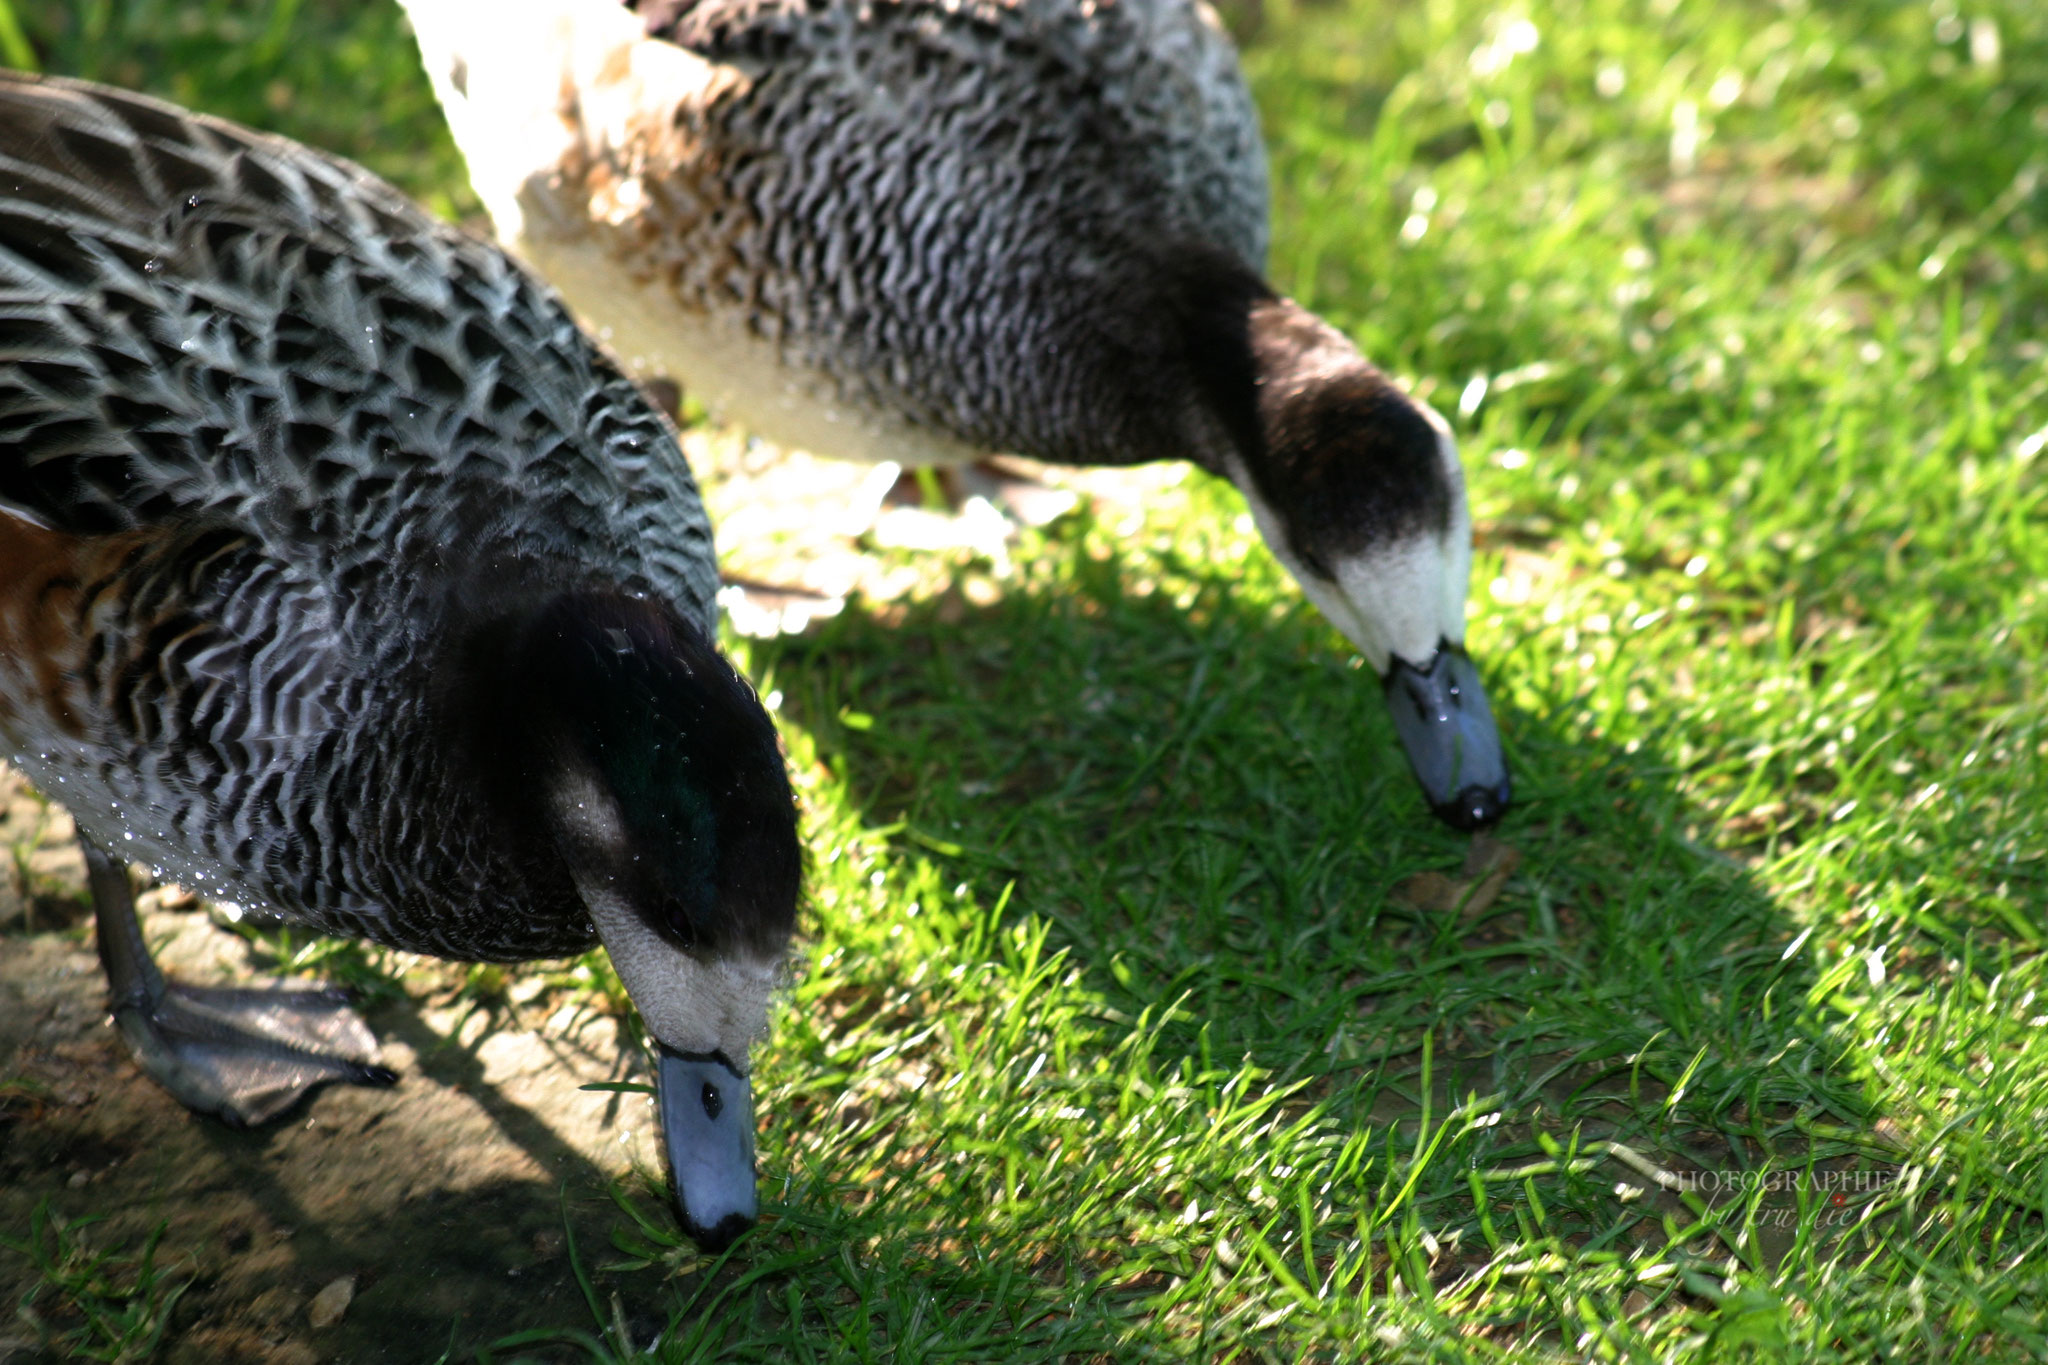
<box><xmin>408</xmin><ymin>0</ymin><xmax>1268</xmax><ymax>467</ymax></box>
<box><xmin>0</xmin><ymin>71</ymin><xmax>763</xmax><ymax>962</ymax></box>
<box><xmin>0</xmin><ymin>75</ymin><xmax>712</xmax><ymax>606</ymax></box>
<box><xmin>630</xmin><ymin>0</ymin><xmax>1266</xmax><ymax>272</ymax></box>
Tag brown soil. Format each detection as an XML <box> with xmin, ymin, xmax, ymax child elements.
<box><xmin>0</xmin><ymin>769</ymin><xmax>672</xmax><ymax>1364</ymax></box>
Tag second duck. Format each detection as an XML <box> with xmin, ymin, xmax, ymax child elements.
<box><xmin>402</xmin><ymin>0</ymin><xmax>1511</xmax><ymax>828</ymax></box>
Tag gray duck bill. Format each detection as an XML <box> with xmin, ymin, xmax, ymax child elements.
<box><xmin>658</xmin><ymin>1045</ymin><xmax>757</xmax><ymax>1252</ymax></box>
<box><xmin>1383</xmin><ymin>642</ymin><xmax>1511</xmax><ymax>831</ymax></box>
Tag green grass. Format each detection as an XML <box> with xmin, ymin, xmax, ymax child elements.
<box><xmin>3</xmin><ymin>1202</ymin><xmax>189</xmax><ymax>1361</ymax></box>
<box><xmin>7</xmin><ymin>0</ymin><xmax>2048</xmax><ymax>1358</ymax></box>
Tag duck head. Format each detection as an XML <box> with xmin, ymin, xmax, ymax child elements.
<box><xmin>1171</xmin><ymin>255</ymin><xmax>1511</xmax><ymax>830</ymax></box>
<box><xmin>501</xmin><ymin>592</ymin><xmax>800</xmax><ymax>1251</ymax></box>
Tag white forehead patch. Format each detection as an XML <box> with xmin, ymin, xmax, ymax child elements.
<box><xmin>1420</xmin><ymin>404</ymin><xmax>1474</xmax><ymax>635</ymax></box>
<box><xmin>1324</xmin><ymin>536</ymin><xmax>1465</xmax><ymax>672</ymax></box>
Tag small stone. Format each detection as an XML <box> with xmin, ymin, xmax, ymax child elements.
<box><xmin>308</xmin><ymin>1275</ymin><xmax>355</xmax><ymax>1329</ymax></box>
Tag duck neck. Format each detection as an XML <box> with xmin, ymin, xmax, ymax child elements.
<box><xmin>1136</xmin><ymin>244</ymin><xmax>1275</xmax><ymax>479</ymax></box>
<box><xmin>1151</xmin><ymin>248</ymin><xmax>1382</xmax><ymax>482</ymax></box>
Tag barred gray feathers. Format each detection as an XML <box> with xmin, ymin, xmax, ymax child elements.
<box><xmin>0</xmin><ymin>71</ymin><xmax>721</xmax><ymax>959</ymax></box>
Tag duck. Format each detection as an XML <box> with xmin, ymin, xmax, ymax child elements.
<box><xmin>0</xmin><ymin>69</ymin><xmax>801</xmax><ymax>1251</ymax></box>
<box><xmin>396</xmin><ymin>0</ymin><xmax>1513</xmax><ymax>830</ymax></box>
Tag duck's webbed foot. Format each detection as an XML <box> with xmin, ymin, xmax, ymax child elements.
<box><xmin>885</xmin><ymin>459</ymin><xmax>1078</xmax><ymax>526</ymax></box>
<box><xmin>960</xmin><ymin>458</ymin><xmax>1080</xmax><ymax>527</ymax></box>
<box><xmin>83</xmin><ymin>836</ymin><xmax>395</xmax><ymax>1128</ymax></box>
<box><xmin>107</xmin><ymin>980</ymin><xmax>395</xmax><ymax>1128</ymax></box>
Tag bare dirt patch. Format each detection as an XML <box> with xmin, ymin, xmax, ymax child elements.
<box><xmin>0</xmin><ymin>770</ymin><xmax>673</xmax><ymax>1363</ymax></box>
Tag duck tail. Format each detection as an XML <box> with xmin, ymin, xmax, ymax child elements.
<box><xmin>397</xmin><ymin>0</ymin><xmax>719</xmax><ymax>251</ymax></box>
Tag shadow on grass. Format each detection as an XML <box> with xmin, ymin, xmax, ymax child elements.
<box><xmin>0</xmin><ymin>525</ymin><xmax>1902</xmax><ymax>1362</ymax></box>
<box><xmin>719</xmin><ymin>523</ymin><xmax>1893</xmax><ymax>1345</ymax></box>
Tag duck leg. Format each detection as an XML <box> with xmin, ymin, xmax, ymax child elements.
<box><xmin>882</xmin><ymin>459</ymin><xmax>1079</xmax><ymax>526</ymax></box>
<box><xmin>84</xmin><ymin>834</ymin><xmax>396</xmax><ymax>1127</ymax></box>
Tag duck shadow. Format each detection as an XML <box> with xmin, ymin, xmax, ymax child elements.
<box><xmin>741</xmin><ymin>526</ymin><xmax>1890</xmax><ymax>1292</ymax></box>
<box><xmin>0</xmin><ymin>526</ymin><xmax>1896</xmax><ymax>1359</ymax></box>
<box><xmin>0</xmin><ymin>933</ymin><xmax>667</xmax><ymax>1364</ymax></box>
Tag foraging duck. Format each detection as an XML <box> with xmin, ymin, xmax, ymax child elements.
<box><xmin>399</xmin><ymin>0</ymin><xmax>1512</xmax><ymax>829</ymax></box>
<box><xmin>0</xmin><ymin>71</ymin><xmax>800</xmax><ymax>1250</ymax></box>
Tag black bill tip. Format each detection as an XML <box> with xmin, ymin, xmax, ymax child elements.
<box><xmin>689</xmin><ymin>1210</ymin><xmax>754</xmax><ymax>1255</ymax></box>
<box><xmin>1384</xmin><ymin>641</ymin><xmax>1511</xmax><ymax>831</ymax></box>
<box><xmin>1436</xmin><ymin>781</ymin><xmax>1512</xmax><ymax>832</ymax></box>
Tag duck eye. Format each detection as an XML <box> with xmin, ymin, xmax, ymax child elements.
<box><xmin>701</xmin><ymin>1080</ymin><xmax>722</xmax><ymax>1121</ymax></box>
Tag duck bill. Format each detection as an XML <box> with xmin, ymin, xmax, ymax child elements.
<box><xmin>657</xmin><ymin>1045</ymin><xmax>757</xmax><ymax>1252</ymax></box>
<box><xmin>1383</xmin><ymin>642</ymin><xmax>1511</xmax><ymax>831</ymax></box>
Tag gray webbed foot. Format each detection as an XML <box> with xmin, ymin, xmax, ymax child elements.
<box><xmin>82</xmin><ymin>834</ymin><xmax>396</xmax><ymax>1128</ymax></box>
<box><xmin>884</xmin><ymin>458</ymin><xmax>1079</xmax><ymax>526</ymax></box>
<box><xmin>108</xmin><ymin>982</ymin><xmax>395</xmax><ymax>1128</ymax></box>
<box><xmin>955</xmin><ymin>458</ymin><xmax>1080</xmax><ymax>527</ymax></box>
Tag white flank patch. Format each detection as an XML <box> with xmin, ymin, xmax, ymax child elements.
<box><xmin>519</xmin><ymin>235</ymin><xmax>984</xmax><ymax>468</ymax></box>
<box><xmin>0</xmin><ymin>498</ymin><xmax>54</xmax><ymax>531</ymax></box>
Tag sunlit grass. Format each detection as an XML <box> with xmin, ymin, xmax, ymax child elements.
<box><xmin>6</xmin><ymin>0</ymin><xmax>2048</xmax><ymax>1358</ymax></box>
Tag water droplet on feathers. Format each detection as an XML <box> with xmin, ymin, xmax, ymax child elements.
<box><xmin>142</xmin><ymin>258</ymin><xmax>163</xmax><ymax>274</ymax></box>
